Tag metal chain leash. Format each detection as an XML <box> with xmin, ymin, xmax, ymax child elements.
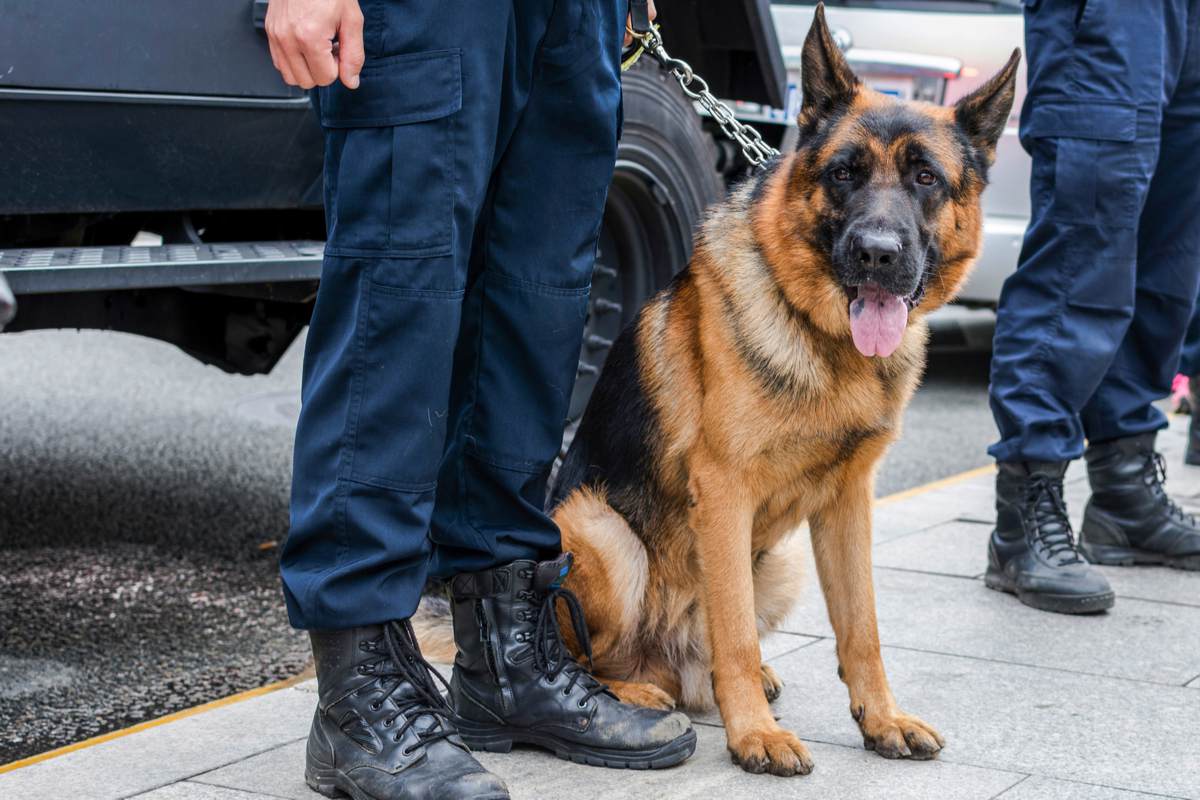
<box><xmin>625</xmin><ymin>25</ymin><xmax>780</xmax><ymax>168</ymax></box>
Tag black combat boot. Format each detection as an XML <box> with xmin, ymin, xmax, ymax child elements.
<box><xmin>985</xmin><ymin>461</ymin><xmax>1115</xmax><ymax>614</ymax></box>
<box><xmin>1081</xmin><ymin>432</ymin><xmax>1200</xmax><ymax>570</ymax></box>
<box><xmin>305</xmin><ymin>621</ymin><xmax>510</xmax><ymax>800</ymax></box>
<box><xmin>447</xmin><ymin>553</ymin><xmax>697</xmax><ymax>768</ymax></box>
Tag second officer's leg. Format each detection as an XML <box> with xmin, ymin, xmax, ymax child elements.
<box><xmin>1079</xmin><ymin>7</ymin><xmax>1200</xmax><ymax>570</ymax></box>
<box><xmin>985</xmin><ymin>0</ymin><xmax>1168</xmax><ymax>612</ymax></box>
<box><xmin>430</xmin><ymin>0</ymin><xmax>697</xmax><ymax>769</ymax></box>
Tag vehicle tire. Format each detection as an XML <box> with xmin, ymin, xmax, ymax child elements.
<box><xmin>564</xmin><ymin>58</ymin><xmax>725</xmax><ymax>446</ymax></box>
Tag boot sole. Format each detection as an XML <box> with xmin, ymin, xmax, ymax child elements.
<box><xmin>305</xmin><ymin>766</ymin><xmax>509</xmax><ymax>800</ymax></box>
<box><xmin>1081</xmin><ymin>542</ymin><xmax>1200</xmax><ymax>571</ymax></box>
<box><xmin>454</xmin><ymin>717</ymin><xmax>697</xmax><ymax>769</ymax></box>
<box><xmin>984</xmin><ymin>570</ymin><xmax>1115</xmax><ymax>614</ymax></box>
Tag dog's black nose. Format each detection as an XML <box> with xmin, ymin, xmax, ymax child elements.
<box><xmin>855</xmin><ymin>232</ymin><xmax>902</xmax><ymax>269</ymax></box>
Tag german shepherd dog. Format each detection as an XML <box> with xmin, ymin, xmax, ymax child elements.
<box><xmin>542</xmin><ymin>9</ymin><xmax>1019</xmax><ymax>777</ymax></box>
<box><xmin>420</xmin><ymin>6</ymin><xmax>1019</xmax><ymax>777</ymax></box>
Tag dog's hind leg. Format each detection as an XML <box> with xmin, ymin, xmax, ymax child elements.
<box><xmin>553</xmin><ymin>487</ymin><xmax>649</xmax><ymax>668</ymax></box>
<box><xmin>554</xmin><ymin>490</ymin><xmax>678</xmax><ymax>710</ymax></box>
<box><xmin>599</xmin><ymin>676</ymin><xmax>679</xmax><ymax>710</ymax></box>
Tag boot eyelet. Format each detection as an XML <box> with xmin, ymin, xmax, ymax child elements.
<box><xmin>577</xmin><ymin>699</ymin><xmax>589</xmax><ymax>709</ymax></box>
<box><xmin>561</xmin><ymin>688</ymin><xmax>571</xmax><ymax>697</ymax></box>
<box><xmin>383</xmin><ymin>718</ymin><xmax>394</xmax><ymax>728</ymax></box>
<box><xmin>370</xmin><ymin>702</ymin><xmax>381</xmax><ymax>711</ymax></box>
<box><xmin>400</xmin><ymin>744</ymin><xmax>413</xmax><ymax>754</ymax></box>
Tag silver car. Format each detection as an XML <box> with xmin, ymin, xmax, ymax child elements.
<box><xmin>766</xmin><ymin>1</ymin><xmax>1028</xmax><ymax>306</ymax></box>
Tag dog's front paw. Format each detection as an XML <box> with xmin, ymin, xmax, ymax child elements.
<box><xmin>853</xmin><ymin>705</ymin><xmax>944</xmax><ymax>760</ymax></box>
<box><xmin>760</xmin><ymin>663</ymin><xmax>784</xmax><ymax>703</ymax></box>
<box><xmin>728</xmin><ymin>725</ymin><xmax>814</xmax><ymax>776</ymax></box>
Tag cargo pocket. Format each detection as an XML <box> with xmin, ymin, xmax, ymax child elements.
<box><xmin>318</xmin><ymin>49</ymin><xmax>462</xmax><ymax>258</ymax></box>
<box><xmin>1023</xmin><ymin>101</ymin><xmax>1138</xmax><ymax>226</ymax></box>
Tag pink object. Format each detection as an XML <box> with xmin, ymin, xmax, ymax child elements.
<box><xmin>849</xmin><ymin>282</ymin><xmax>908</xmax><ymax>358</ymax></box>
<box><xmin>1171</xmin><ymin>373</ymin><xmax>1190</xmax><ymax>413</ymax></box>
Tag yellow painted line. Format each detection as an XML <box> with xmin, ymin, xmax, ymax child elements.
<box><xmin>1</xmin><ymin>464</ymin><xmax>997</xmax><ymax>776</ymax></box>
<box><xmin>876</xmin><ymin>463</ymin><xmax>995</xmax><ymax>507</ymax></box>
<box><xmin>0</xmin><ymin>672</ymin><xmax>310</xmax><ymax>775</ymax></box>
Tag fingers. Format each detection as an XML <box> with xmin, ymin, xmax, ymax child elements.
<box><xmin>337</xmin><ymin>4</ymin><xmax>365</xmax><ymax>89</ymax></box>
<box><xmin>297</xmin><ymin>23</ymin><xmax>339</xmax><ymax>87</ymax></box>
<box><xmin>265</xmin><ymin>0</ymin><xmax>343</xmax><ymax>90</ymax></box>
<box><xmin>267</xmin><ymin>35</ymin><xmax>297</xmax><ymax>86</ymax></box>
<box><xmin>265</xmin><ymin>4</ymin><xmax>298</xmax><ymax>86</ymax></box>
<box><xmin>281</xmin><ymin>38</ymin><xmax>319</xmax><ymax>89</ymax></box>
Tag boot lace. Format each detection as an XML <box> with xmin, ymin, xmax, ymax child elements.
<box><xmin>1145</xmin><ymin>452</ymin><xmax>1196</xmax><ymax>526</ymax></box>
<box><xmin>363</xmin><ymin>620</ymin><xmax>457</xmax><ymax>753</ymax></box>
<box><xmin>531</xmin><ymin>585</ymin><xmax>610</xmax><ymax>706</ymax></box>
<box><xmin>1024</xmin><ymin>474</ymin><xmax>1084</xmax><ymax>564</ymax></box>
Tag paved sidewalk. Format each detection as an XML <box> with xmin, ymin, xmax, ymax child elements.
<box><xmin>4</xmin><ymin>417</ymin><xmax>1199</xmax><ymax>800</ymax></box>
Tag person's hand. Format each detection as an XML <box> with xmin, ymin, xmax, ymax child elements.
<box><xmin>624</xmin><ymin>0</ymin><xmax>657</xmax><ymax>48</ymax></box>
<box><xmin>266</xmin><ymin>0</ymin><xmax>365</xmax><ymax>90</ymax></box>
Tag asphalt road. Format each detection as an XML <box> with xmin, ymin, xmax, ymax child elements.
<box><xmin>0</xmin><ymin>310</ymin><xmax>998</xmax><ymax>763</ymax></box>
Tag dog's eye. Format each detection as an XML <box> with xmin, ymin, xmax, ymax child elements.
<box><xmin>832</xmin><ymin>167</ymin><xmax>853</xmax><ymax>182</ymax></box>
<box><xmin>916</xmin><ymin>170</ymin><xmax>938</xmax><ymax>186</ymax></box>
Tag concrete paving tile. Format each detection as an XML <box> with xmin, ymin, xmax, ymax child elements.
<box><xmin>192</xmin><ymin>742</ymin><xmax>310</xmax><ymax>800</ymax></box>
<box><xmin>785</xmin><ymin>566</ymin><xmax>1200</xmax><ymax>685</ymax></box>
<box><xmin>197</xmin><ymin>725</ymin><xmax>1022</xmax><ymax>800</ymax></box>
<box><xmin>875</xmin><ymin>520</ymin><xmax>1200</xmax><ymax>608</ymax></box>
<box><xmin>767</xmin><ymin>640</ymin><xmax>1200</xmax><ymax>798</ymax></box>
<box><xmin>872</xmin><ymin>495</ymin><xmax>984</xmax><ymax>543</ymax></box>
<box><xmin>134</xmin><ymin>782</ymin><xmax>283</xmax><ymax>799</ymax></box>
<box><xmin>0</xmin><ymin>687</ymin><xmax>313</xmax><ymax>800</ymax></box>
<box><xmin>761</xmin><ymin>631</ymin><xmax>821</xmax><ymax>660</ymax></box>
<box><xmin>874</xmin><ymin>519</ymin><xmax>992</xmax><ymax>578</ymax></box>
<box><xmin>995</xmin><ymin>775</ymin><xmax>1189</xmax><ymax>800</ymax></box>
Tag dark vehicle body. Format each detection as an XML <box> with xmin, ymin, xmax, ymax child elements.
<box><xmin>0</xmin><ymin>0</ymin><xmax>784</xmax><ymax>418</ymax></box>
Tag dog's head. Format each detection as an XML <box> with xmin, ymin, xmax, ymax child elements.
<box><xmin>766</xmin><ymin>6</ymin><xmax>1019</xmax><ymax>358</ymax></box>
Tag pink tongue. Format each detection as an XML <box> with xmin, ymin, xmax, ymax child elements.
<box><xmin>849</xmin><ymin>282</ymin><xmax>908</xmax><ymax>358</ymax></box>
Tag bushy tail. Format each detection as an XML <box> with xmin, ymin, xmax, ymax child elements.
<box><xmin>411</xmin><ymin>593</ymin><xmax>457</xmax><ymax>664</ymax></box>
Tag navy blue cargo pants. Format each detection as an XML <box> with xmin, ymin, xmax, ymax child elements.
<box><xmin>281</xmin><ymin>0</ymin><xmax>624</xmax><ymax>630</ymax></box>
<box><xmin>989</xmin><ymin>0</ymin><xmax>1200</xmax><ymax>463</ymax></box>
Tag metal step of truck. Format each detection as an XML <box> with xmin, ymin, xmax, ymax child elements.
<box><xmin>0</xmin><ymin>241</ymin><xmax>324</xmax><ymax>296</ymax></box>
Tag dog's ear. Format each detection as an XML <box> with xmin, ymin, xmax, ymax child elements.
<box><xmin>799</xmin><ymin>4</ymin><xmax>860</xmax><ymax>129</ymax></box>
<box><xmin>954</xmin><ymin>48</ymin><xmax>1021</xmax><ymax>162</ymax></box>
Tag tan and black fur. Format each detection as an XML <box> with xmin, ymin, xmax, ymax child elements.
<box><xmin>423</xmin><ymin>6</ymin><xmax>1020</xmax><ymax>777</ymax></box>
